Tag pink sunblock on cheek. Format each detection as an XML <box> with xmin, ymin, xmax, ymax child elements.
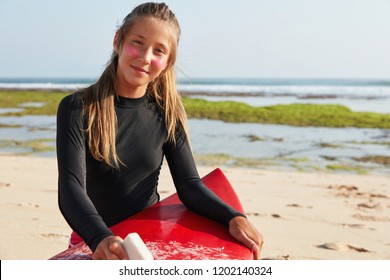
<box><xmin>124</xmin><ymin>45</ymin><xmax>140</xmax><ymax>58</ymax></box>
<box><xmin>151</xmin><ymin>58</ymin><xmax>166</xmax><ymax>70</ymax></box>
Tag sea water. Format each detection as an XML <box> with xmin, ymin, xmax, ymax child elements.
<box><xmin>0</xmin><ymin>78</ymin><xmax>389</xmax><ymax>174</ymax></box>
<box><xmin>2</xmin><ymin>77</ymin><xmax>389</xmax><ymax>113</ymax></box>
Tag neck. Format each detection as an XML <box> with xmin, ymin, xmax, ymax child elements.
<box><xmin>117</xmin><ymin>87</ymin><xmax>147</xmax><ymax>99</ymax></box>
<box><xmin>116</xmin><ymin>80</ymin><xmax>148</xmax><ymax>99</ymax></box>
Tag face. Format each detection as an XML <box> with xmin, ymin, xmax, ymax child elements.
<box><xmin>114</xmin><ymin>17</ymin><xmax>174</xmax><ymax>97</ymax></box>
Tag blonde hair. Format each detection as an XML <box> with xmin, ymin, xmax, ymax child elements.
<box><xmin>83</xmin><ymin>2</ymin><xmax>188</xmax><ymax>168</ymax></box>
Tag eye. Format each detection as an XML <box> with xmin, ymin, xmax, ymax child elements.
<box><xmin>154</xmin><ymin>48</ymin><xmax>165</xmax><ymax>55</ymax></box>
<box><xmin>132</xmin><ymin>40</ymin><xmax>143</xmax><ymax>46</ymax></box>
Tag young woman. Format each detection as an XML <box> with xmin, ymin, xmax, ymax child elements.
<box><xmin>57</xmin><ymin>2</ymin><xmax>263</xmax><ymax>260</ymax></box>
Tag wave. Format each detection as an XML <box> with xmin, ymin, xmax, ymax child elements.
<box><xmin>177</xmin><ymin>78</ymin><xmax>390</xmax><ymax>98</ymax></box>
<box><xmin>178</xmin><ymin>84</ymin><xmax>390</xmax><ymax>98</ymax></box>
<box><xmin>1</xmin><ymin>78</ymin><xmax>389</xmax><ymax>98</ymax></box>
<box><xmin>0</xmin><ymin>82</ymin><xmax>90</xmax><ymax>91</ymax></box>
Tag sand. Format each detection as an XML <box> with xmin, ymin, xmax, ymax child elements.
<box><xmin>0</xmin><ymin>154</ymin><xmax>389</xmax><ymax>260</ymax></box>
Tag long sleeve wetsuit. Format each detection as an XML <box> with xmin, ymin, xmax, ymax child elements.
<box><xmin>56</xmin><ymin>92</ymin><xmax>245</xmax><ymax>252</ymax></box>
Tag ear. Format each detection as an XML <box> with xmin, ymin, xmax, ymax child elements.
<box><xmin>113</xmin><ymin>32</ymin><xmax>119</xmax><ymax>53</ymax></box>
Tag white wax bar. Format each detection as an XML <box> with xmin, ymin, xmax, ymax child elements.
<box><xmin>122</xmin><ymin>233</ymin><xmax>154</xmax><ymax>260</ymax></box>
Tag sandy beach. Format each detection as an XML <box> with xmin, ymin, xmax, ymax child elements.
<box><xmin>0</xmin><ymin>154</ymin><xmax>389</xmax><ymax>260</ymax></box>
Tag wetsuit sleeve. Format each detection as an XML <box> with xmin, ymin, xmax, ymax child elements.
<box><xmin>163</xmin><ymin>131</ymin><xmax>246</xmax><ymax>226</ymax></box>
<box><xmin>56</xmin><ymin>94</ymin><xmax>113</xmax><ymax>251</ymax></box>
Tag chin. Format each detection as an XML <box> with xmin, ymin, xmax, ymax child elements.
<box><xmin>125</xmin><ymin>78</ymin><xmax>150</xmax><ymax>88</ymax></box>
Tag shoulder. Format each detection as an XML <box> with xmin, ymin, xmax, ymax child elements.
<box><xmin>57</xmin><ymin>91</ymin><xmax>89</xmax><ymax>121</ymax></box>
<box><xmin>58</xmin><ymin>91</ymin><xmax>85</xmax><ymax>110</ymax></box>
<box><xmin>57</xmin><ymin>91</ymin><xmax>87</xmax><ymax>126</ymax></box>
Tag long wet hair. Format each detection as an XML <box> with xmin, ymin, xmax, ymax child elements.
<box><xmin>82</xmin><ymin>2</ymin><xmax>188</xmax><ymax>168</ymax></box>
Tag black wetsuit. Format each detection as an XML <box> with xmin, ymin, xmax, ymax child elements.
<box><xmin>56</xmin><ymin>92</ymin><xmax>245</xmax><ymax>251</ymax></box>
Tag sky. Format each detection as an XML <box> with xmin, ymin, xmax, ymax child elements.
<box><xmin>0</xmin><ymin>0</ymin><xmax>389</xmax><ymax>79</ymax></box>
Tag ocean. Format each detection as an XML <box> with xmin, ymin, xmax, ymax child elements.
<box><xmin>1</xmin><ymin>77</ymin><xmax>389</xmax><ymax>174</ymax></box>
<box><xmin>1</xmin><ymin>77</ymin><xmax>390</xmax><ymax>113</ymax></box>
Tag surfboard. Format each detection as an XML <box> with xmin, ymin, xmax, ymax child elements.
<box><xmin>50</xmin><ymin>168</ymin><xmax>253</xmax><ymax>260</ymax></box>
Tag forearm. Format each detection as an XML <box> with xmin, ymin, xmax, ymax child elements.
<box><xmin>176</xmin><ymin>178</ymin><xmax>246</xmax><ymax>225</ymax></box>
<box><xmin>58</xmin><ymin>179</ymin><xmax>114</xmax><ymax>251</ymax></box>
<box><xmin>164</xmin><ymin>135</ymin><xmax>245</xmax><ymax>226</ymax></box>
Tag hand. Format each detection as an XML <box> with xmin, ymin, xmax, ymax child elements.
<box><xmin>92</xmin><ymin>236</ymin><xmax>128</xmax><ymax>260</ymax></box>
<box><xmin>229</xmin><ymin>216</ymin><xmax>264</xmax><ymax>260</ymax></box>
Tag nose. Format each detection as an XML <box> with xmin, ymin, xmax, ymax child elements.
<box><xmin>138</xmin><ymin>48</ymin><xmax>152</xmax><ymax>64</ymax></box>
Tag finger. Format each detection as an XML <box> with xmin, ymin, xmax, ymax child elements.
<box><xmin>252</xmin><ymin>244</ymin><xmax>261</xmax><ymax>260</ymax></box>
<box><xmin>234</xmin><ymin>230</ymin><xmax>259</xmax><ymax>253</ymax></box>
<box><xmin>254</xmin><ymin>233</ymin><xmax>265</xmax><ymax>260</ymax></box>
<box><xmin>92</xmin><ymin>236</ymin><xmax>124</xmax><ymax>260</ymax></box>
<box><xmin>93</xmin><ymin>246</ymin><xmax>121</xmax><ymax>260</ymax></box>
<box><xmin>106</xmin><ymin>250</ymin><xmax>121</xmax><ymax>260</ymax></box>
<box><xmin>109</xmin><ymin>241</ymin><xmax>128</xmax><ymax>260</ymax></box>
<box><xmin>234</xmin><ymin>229</ymin><xmax>263</xmax><ymax>260</ymax></box>
<box><xmin>229</xmin><ymin>217</ymin><xmax>264</xmax><ymax>259</ymax></box>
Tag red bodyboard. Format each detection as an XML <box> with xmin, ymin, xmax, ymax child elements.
<box><xmin>50</xmin><ymin>168</ymin><xmax>252</xmax><ymax>260</ymax></box>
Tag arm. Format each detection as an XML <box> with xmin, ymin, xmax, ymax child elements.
<box><xmin>56</xmin><ymin>94</ymin><xmax>114</xmax><ymax>252</ymax></box>
<box><xmin>163</xmin><ymin>134</ymin><xmax>245</xmax><ymax>225</ymax></box>
<box><xmin>163</xmin><ymin>131</ymin><xmax>264</xmax><ymax>259</ymax></box>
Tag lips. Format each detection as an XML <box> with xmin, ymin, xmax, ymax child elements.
<box><xmin>131</xmin><ymin>65</ymin><xmax>149</xmax><ymax>74</ymax></box>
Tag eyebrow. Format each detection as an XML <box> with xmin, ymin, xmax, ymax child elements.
<box><xmin>132</xmin><ymin>34</ymin><xmax>170</xmax><ymax>50</ymax></box>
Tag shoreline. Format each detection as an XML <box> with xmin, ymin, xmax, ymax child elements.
<box><xmin>1</xmin><ymin>154</ymin><xmax>389</xmax><ymax>260</ymax></box>
<box><xmin>1</xmin><ymin>86</ymin><xmax>389</xmax><ymax>100</ymax></box>
<box><xmin>1</xmin><ymin>90</ymin><xmax>389</xmax><ymax>176</ymax></box>
<box><xmin>0</xmin><ymin>126</ymin><xmax>390</xmax><ymax>177</ymax></box>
